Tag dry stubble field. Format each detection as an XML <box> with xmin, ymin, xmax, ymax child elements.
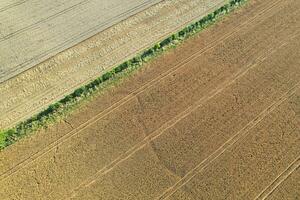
<box><xmin>0</xmin><ymin>0</ymin><xmax>227</xmax><ymax>129</ymax></box>
<box><xmin>0</xmin><ymin>0</ymin><xmax>299</xmax><ymax>199</ymax></box>
<box><xmin>0</xmin><ymin>0</ymin><xmax>162</xmax><ymax>82</ymax></box>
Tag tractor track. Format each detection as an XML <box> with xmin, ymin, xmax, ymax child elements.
<box><xmin>0</xmin><ymin>0</ymin><xmax>284</xmax><ymax>182</ymax></box>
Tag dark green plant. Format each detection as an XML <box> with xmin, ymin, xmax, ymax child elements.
<box><xmin>0</xmin><ymin>0</ymin><xmax>248</xmax><ymax>150</ymax></box>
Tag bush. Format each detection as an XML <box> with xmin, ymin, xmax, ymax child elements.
<box><xmin>102</xmin><ymin>72</ymin><xmax>113</xmax><ymax>81</ymax></box>
<box><xmin>141</xmin><ymin>49</ymin><xmax>154</xmax><ymax>61</ymax></box>
<box><xmin>160</xmin><ymin>37</ymin><xmax>172</xmax><ymax>48</ymax></box>
<box><xmin>0</xmin><ymin>0</ymin><xmax>247</xmax><ymax>150</ymax></box>
<box><xmin>115</xmin><ymin>62</ymin><xmax>129</xmax><ymax>73</ymax></box>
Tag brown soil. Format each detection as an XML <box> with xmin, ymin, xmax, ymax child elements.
<box><xmin>0</xmin><ymin>0</ymin><xmax>227</xmax><ymax>129</ymax></box>
<box><xmin>0</xmin><ymin>0</ymin><xmax>299</xmax><ymax>199</ymax></box>
<box><xmin>265</xmin><ymin>166</ymin><xmax>300</xmax><ymax>200</ymax></box>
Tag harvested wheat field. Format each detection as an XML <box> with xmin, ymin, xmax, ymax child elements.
<box><xmin>0</xmin><ymin>0</ymin><xmax>162</xmax><ymax>83</ymax></box>
<box><xmin>0</xmin><ymin>0</ymin><xmax>227</xmax><ymax>129</ymax></box>
<box><xmin>0</xmin><ymin>0</ymin><xmax>299</xmax><ymax>199</ymax></box>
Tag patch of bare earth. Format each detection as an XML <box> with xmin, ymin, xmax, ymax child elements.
<box><xmin>0</xmin><ymin>0</ymin><xmax>299</xmax><ymax>199</ymax></box>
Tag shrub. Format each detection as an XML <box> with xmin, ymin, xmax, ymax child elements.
<box><xmin>0</xmin><ymin>0</ymin><xmax>247</xmax><ymax>150</ymax></box>
<box><xmin>160</xmin><ymin>37</ymin><xmax>172</xmax><ymax>48</ymax></box>
<box><xmin>101</xmin><ymin>72</ymin><xmax>113</xmax><ymax>81</ymax></box>
<box><xmin>141</xmin><ymin>49</ymin><xmax>154</xmax><ymax>61</ymax></box>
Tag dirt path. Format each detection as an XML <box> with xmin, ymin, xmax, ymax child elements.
<box><xmin>0</xmin><ymin>0</ymin><xmax>227</xmax><ymax>129</ymax></box>
<box><xmin>0</xmin><ymin>0</ymin><xmax>299</xmax><ymax>199</ymax></box>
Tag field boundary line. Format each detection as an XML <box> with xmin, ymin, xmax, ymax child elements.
<box><xmin>0</xmin><ymin>0</ymin><xmax>227</xmax><ymax>121</ymax></box>
<box><xmin>1</xmin><ymin>0</ymin><xmax>280</xmax><ymax>125</ymax></box>
<box><xmin>1</xmin><ymin>0</ymin><xmax>280</xmax><ymax>126</ymax></box>
<box><xmin>66</xmin><ymin>34</ymin><xmax>293</xmax><ymax>199</ymax></box>
<box><xmin>156</xmin><ymin>82</ymin><xmax>300</xmax><ymax>200</ymax></box>
<box><xmin>0</xmin><ymin>0</ymin><xmax>284</xmax><ymax>182</ymax></box>
<box><xmin>254</xmin><ymin>156</ymin><xmax>300</xmax><ymax>200</ymax></box>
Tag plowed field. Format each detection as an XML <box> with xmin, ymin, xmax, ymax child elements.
<box><xmin>0</xmin><ymin>0</ymin><xmax>299</xmax><ymax>199</ymax></box>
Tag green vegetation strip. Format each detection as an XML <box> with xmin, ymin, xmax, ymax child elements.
<box><xmin>0</xmin><ymin>0</ymin><xmax>247</xmax><ymax>149</ymax></box>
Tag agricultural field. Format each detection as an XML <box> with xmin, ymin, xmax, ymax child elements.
<box><xmin>0</xmin><ymin>0</ymin><xmax>228</xmax><ymax>129</ymax></box>
<box><xmin>0</xmin><ymin>0</ymin><xmax>162</xmax><ymax>83</ymax></box>
<box><xmin>0</xmin><ymin>0</ymin><xmax>299</xmax><ymax>199</ymax></box>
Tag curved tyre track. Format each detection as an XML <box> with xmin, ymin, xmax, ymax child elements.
<box><xmin>1</xmin><ymin>0</ymin><xmax>299</xmax><ymax>199</ymax></box>
<box><xmin>70</xmin><ymin>31</ymin><xmax>300</xmax><ymax>199</ymax></box>
<box><xmin>0</xmin><ymin>0</ymin><xmax>228</xmax><ymax>128</ymax></box>
<box><xmin>69</xmin><ymin>38</ymin><xmax>296</xmax><ymax>199</ymax></box>
<box><xmin>158</xmin><ymin>83</ymin><xmax>300</xmax><ymax>200</ymax></box>
<box><xmin>0</xmin><ymin>0</ymin><xmax>285</xmax><ymax>181</ymax></box>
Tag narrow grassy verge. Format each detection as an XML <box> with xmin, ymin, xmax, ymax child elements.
<box><xmin>0</xmin><ymin>0</ymin><xmax>247</xmax><ymax>150</ymax></box>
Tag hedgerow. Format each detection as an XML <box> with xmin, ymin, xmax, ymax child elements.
<box><xmin>0</xmin><ymin>0</ymin><xmax>247</xmax><ymax>150</ymax></box>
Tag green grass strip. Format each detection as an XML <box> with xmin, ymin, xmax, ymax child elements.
<box><xmin>0</xmin><ymin>0</ymin><xmax>247</xmax><ymax>150</ymax></box>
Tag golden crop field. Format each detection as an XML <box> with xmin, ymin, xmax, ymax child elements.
<box><xmin>0</xmin><ymin>0</ymin><xmax>299</xmax><ymax>199</ymax></box>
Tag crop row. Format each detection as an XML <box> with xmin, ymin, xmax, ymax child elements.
<box><xmin>0</xmin><ymin>0</ymin><xmax>247</xmax><ymax>149</ymax></box>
